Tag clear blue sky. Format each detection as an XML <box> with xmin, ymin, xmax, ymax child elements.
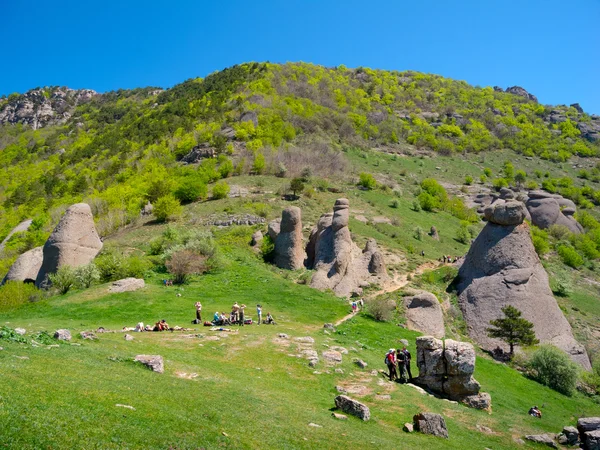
<box><xmin>1</xmin><ymin>0</ymin><xmax>599</xmax><ymax>113</ymax></box>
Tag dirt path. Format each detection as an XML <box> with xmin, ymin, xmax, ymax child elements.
<box><xmin>334</xmin><ymin>261</ymin><xmax>442</xmax><ymax>327</ymax></box>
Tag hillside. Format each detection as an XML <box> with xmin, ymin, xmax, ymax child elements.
<box><xmin>1</xmin><ymin>62</ymin><xmax>600</xmax><ymax>449</ymax></box>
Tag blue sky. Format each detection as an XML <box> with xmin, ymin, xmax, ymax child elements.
<box><xmin>1</xmin><ymin>0</ymin><xmax>599</xmax><ymax>113</ymax></box>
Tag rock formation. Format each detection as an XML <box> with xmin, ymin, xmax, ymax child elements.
<box><xmin>526</xmin><ymin>190</ymin><xmax>583</xmax><ymax>234</ymax></box>
<box><xmin>505</xmin><ymin>86</ymin><xmax>538</xmax><ymax>103</ymax></box>
<box><xmin>306</xmin><ymin>199</ymin><xmax>387</xmax><ymax>297</ymax></box>
<box><xmin>413</xmin><ymin>412</ymin><xmax>449</xmax><ymax>439</ymax></box>
<box><xmin>134</xmin><ymin>355</ymin><xmax>164</xmax><ymax>373</ymax></box>
<box><xmin>455</xmin><ymin>201</ymin><xmax>591</xmax><ymax>369</ymax></box>
<box><xmin>273</xmin><ymin>207</ymin><xmax>305</xmax><ymax>270</ymax></box>
<box><xmin>334</xmin><ymin>395</ymin><xmax>370</xmax><ymax>421</ymax></box>
<box><xmin>2</xmin><ymin>247</ymin><xmax>43</xmax><ymax>284</ymax></box>
<box><xmin>404</xmin><ymin>292</ymin><xmax>445</xmax><ymax>338</ymax></box>
<box><xmin>415</xmin><ymin>336</ymin><xmax>491</xmax><ymax>410</ymax></box>
<box><xmin>0</xmin><ymin>219</ymin><xmax>33</xmax><ymax>253</ymax></box>
<box><xmin>35</xmin><ymin>203</ymin><xmax>103</xmax><ymax>288</ymax></box>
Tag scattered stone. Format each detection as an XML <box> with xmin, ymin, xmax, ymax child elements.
<box><xmin>403</xmin><ymin>292</ymin><xmax>445</xmax><ymax>338</ymax></box>
<box><xmin>222</xmin><ymin>432</ymin><xmax>228</xmax><ymax>437</ymax></box>
<box><xmin>370</xmin><ymin>370</ymin><xmax>378</xmax><ymax>376</ymax></box>
<box><xmin>461</xmin><ymin>393</ymin><xmax>492</xmax><ymax>410</ymax></box>
<box><xmin>524</xmin><ymin>434</ymin><xmax>557</xmax><ymax>448</ymax></box>
<box><xmin>399</xmin><ymin>339</ymin><xmax>409</xmax><ymax>347</ymax></box>
<box><xmin>294</xmin><ymin>336</ymin><xmax>315</xmax><ymax>344</ymax></box>
<box><xmin>505</xmin><ymin>86</ymin><xmax>538</xmax><ymax>102</ymax></box>
<box><xmin>561</xmin><ymin>426</ymin><xmax>579</xmax><ymax>445</ymax></box>
<box><xmin>375</xmin><ymin>394</ymin><xmax>391</xmax><ymax>400</ymax></box>
<box><xmin>332</xmin><ymin>413</ymin><xmax>347</xmax><ymax>420</ymax></box>
<box><xmin>323</xmin><ymin>323</ymin><xmax>335</xmax><ymax>330</ymax></box>
<box><xmin>334</xmin><ymin>395</ymin><xmax>370</xmax><ymax>421</ymax></box>
<box><xmin>430</xmin><ymin>226</ymin><xmax>439</xmax><ymax>240</ymax></box>
<box><xmin>403</xmin><ymin>423</ymin><xmax>414</xmax><ymax>433</ymax></box>
<box><xmin>115</xmin><ymin>404</ymin><xmax>136</xmax><ymax>410</ymax></box>
<box><xmin>80</xmin><ymin>331</ymin><xmax>97</xmax><ymax>340</ymax></box>
<box><xmin>354</xmin><ymin>359</ymin><xmax>368</xmax><ymax>369</ymax></box>
<box><xmin>335</xmin><ymin>368</ymin><xmax>344</xmax><ymax>374</ymax></box>
<box><xmin>308</xmin><ymin>423</ymin><xmax>322</xmax><ymax>428</ymax></box>
<box><xmin>413</xmin><ymin>412</ymin><xmax>449</xmax><ymax>439</ymax></box>
<box><xmin>54</xmin><ymin>329</ymin><xmax>71</xmax><ymax>341</ymax></box>
<box><xmin>274</xmin><ymin>207</ymin><xmax>305</xmax><ymax>270</ymax></box>
<box><xmin>330</xmin><ymin>346</ymin><xmax>348</xmax><ymax>354</ymax></box>
<box><xmin>322</xmin><ymin>350</ymin><xmax>343</xmax><ymax>364</ymax></box>
<box><xmin>476</xmin><ymin>424</ymin><xmax>494</xmax><ymax>434</ymax></box>
<box><xmin>134</xmin><ymin>355</ymin><xmax>164</xmax><ymax>373</ymax></box>
<box><xmin>109</xmin><ymin>278</ymin><xmax>145</xmax><ymax>293</ymax></box>
<box><xmin>124</xmin><ymin>334</ymin><xmax>134</xmax><ymax>341</ymax></box>
<box><xmin>250</xmin><ymin>230</ymin><xmax>263</xmax><ymax>246</ymax></box>
<box><xmin>14</xmin><ymin>328</ymin><xmax>26</xmax><ymax>335</ymax></box>
<box><xmin>278</xmin><ymin>333</ymin><xmax>289</xmax><ymax>339</ymax></box>
<box><xmin>335</xmin><ymin>386</ymin><xmax>347</xmax><ymax>394</ymax></box>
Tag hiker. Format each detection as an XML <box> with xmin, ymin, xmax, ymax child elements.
<box><xmin>264</xmin><ymin>312</ymin><xmax>275</xmax><ymax>325</ymax></box>
<box><xmin>396</xmin><ymin>348</ymin><xmax>407</xmax><ymax>382</ymax></box>
<box><xmin>528</xmin><ymin>406</ymin><xmax>542</xmax><ymax>418</ymax></box>
<box><xmin>351</xmin><ymin>301</ymin><xmax>357</xmax><ymax>313</ymax></box>
<box><xmin>194</xmin><ymin>302</ymin><xmax>202</xmax><ymax>324</ymax></box>
<box><xmin>385</xmin><ymin>349</ymin><xmax>397</xmax><ymax>381</ymax></box>
<box><xmin>358</xmin><ymin>298</ymin><xmax>364</xmax><ymax>310</ymax></box>
<box><xmin>239</xmin><ymin>304</ymin><xmax>246</xmax><ymax>326</ymax></box>
<box><xmin>421</xmin><ymin>250</ymin><xmax>425</xmax><ymax>257</ymax></box>
<box><xmin>402</xmin><ymin>346</ymin><xmax>413</xmax><ymax>380</ymax></box>
<box><xmin>256</xmin><ymin>304</ymin><xmax>262</xmax><ymax>325</ymax></box>
<box><xmin>153</xmin><ymin>319</ymin><xmax>170</xmax><ymax>331</ymax></box>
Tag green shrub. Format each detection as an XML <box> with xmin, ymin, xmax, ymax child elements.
<box><xmin>483</xmin><ymin>168</ymin><xmax>492</xmax><ymax>177</ymax></box>
<box><xmin>413</xmin><ymin>226</ymin><xmax>424</xmax><ymax>241</ymax></box>
<box><xmin>212</xmin><ymin>181</ymin><xmax>230</xmax><ymax>199</ymax></box>
<box><xmin>260</xmin><ymin>235</ymin><xmax>275</xmax><ymax>263</ymax></box>
<box><xmin>492</xmin><ymin>178</ymin><xmax>508</xmax><ymax>190</ymax></box>
<box><xmin>390</xmin><ymin>199</ymin><xmax>399</xmax><ymax>209</ymax></box>
<box><xmin>531</xmin><ymin>227</ymin><xmax>550</xmax><ymax>256</ymax></box>
<box><xmin>557</xmin><ymin>244</ymin><xmax>584</xmax><ymax>268</ymax></box>
<box><xmin>456</xmin><ymin>221</ymin><xmax>472</xmax><ymax>244</ymax></box>
<box><xmin>74</xmin><ymin>264</ymin><xmax>100</xmax><ymax>289</ymax></box>
<box><xmin>550</xmin><ymin>277</ymin><xmax>571</xmax><ymax>297</ymax></box>
<box><xmin>366</xmin><ymin>297</ymin><xmax>395</xmax><ymax>322</ymax></box>
<box><xmin>418</xmin><ymin>192</ymin><xmax>439</xmax><ymax>211</ymax></box>
<box><xmin>174</xmin><ymin>180</ymin><xmax>208</xmax><ymax>203</ymax></box>
<box><xmin>358</xmin><ymin>172</ymin><xmax>377</xmax><ymax>190</ymax></box>
<box><xmin>464</xmin><ymin>175</ymin><xmax>473</xmax><ymax>185</ymax></box>
<box><xmin>154</xmin><ymin>195</ymin><xmax>182</xmax><ymax>222</ymax></box>
<box><xmin>290</xmin><ymin>178</ymin><xmax>305</xmax><ymax>196</ymax></box>
<box><xmin>252</xmin><ymin>152</ymin><xmax>266</xmax><ymax>174</ymax></box>
<box><xmin>411</xmin><ymin>200</ymin><xmax>421</xmax><ymax>212</ymax></box>
<box><xmin>49</xmin><ymin>266</ymin><xmax>76</xmax><ymax>295</ymax></box>
<box><xmin>527</xmin><ymin>345</ymin><xmax>579</xmax><ymax>396</ymax></box>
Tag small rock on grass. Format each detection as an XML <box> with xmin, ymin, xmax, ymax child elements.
<box><xmin>332</xmin><ymin>413</ymin><xmax>347</xmax><ymax>420</ymax></box>
<box><xmin>354</xmin><ymin>359</ymin><xmax>368</xmax><ymax>368</ymax></box>
<box><xmin>15</xmin><ymin>328</ymin><xmax>26</xmax><ymax>335</ymax></box>
<box><xmin>124</xmin><ymin>334</ymin><xmax>134</xmax><ymax>341</ymax></box>
<box><xmin>115</xmin><ymin>404</ymin><xmax>136</xmax><ymax>410</ymax></box>
<box><xmin>524</xmin><ymin>434</ymin><xmax>557</xmax><ymax>448</ymax></box>
<box><xmin>308</xmin><ymin>423</ymin><xmax>322</xmax><ymax>428</ymax></box>
<box><xmin>54</xmin><ymin>329</ymin><xmax>71</xmax><ymax>341</ymax></box>
<box><xmin>403</xmin><ymin>423</ymin><xmax>414</xmax><ymax>433</ymax></box>
<box><xmin>134</xmin><ymin>355</ymin><xmax>164</xmax><ymax>373</ymax></box>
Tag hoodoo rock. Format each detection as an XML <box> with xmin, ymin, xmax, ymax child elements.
<box><xmin>307</xmin><ymin>199</ymin><xmax>387</xmax><ymax>297</ymax></box>
<box><xmin>35</xmin><ymin>203</ymin><xmax>103</xmax><ymax>288</ymax></box>
<box><xmin>415</xmin><ymin>336</ymin><xmax>491</xmax><ymax>410</ymax></box>
<box><xmin>273</xmin><ymin>207</ymin><xmax>305</xmax><ymax>270</ymax></box>
<box><xmin>2</xmin><ymin>246</ymin><xmax>43</xmax><ymax>284</ymax></box>
<box><xmin>526</xmin><ymin>191</ymin><xmax>583</xmax><ymax>234</ymax></box>
<box><xmin>403</xmin><ymin>292</ymin><xmax>445</xmax><ymax>338</ymax></box>
<box><xmin>455</xmin><ymin>201</ymin><xmax>590</xmax><ymax>369</ymax></box>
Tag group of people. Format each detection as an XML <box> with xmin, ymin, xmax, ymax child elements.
<box><xmin>385</xmin><ymin>346</ymin><xmax>413</xmax><ymax>383</ymax></box>
<box><xmin>210</xmin><ymin>303</ymin><xmax>276</xmax><ymax>326</ymax></box>
<box><xmin>441</xmin><ymin>255</ymin><xmax>460</xmax><ymax>264</ymax></box>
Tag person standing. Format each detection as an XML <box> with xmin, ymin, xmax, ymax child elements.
<box><xmin>402</xmin><ymin>346</ymin><xmax>413</xmax><ymax>381</ymax></box>
<box><xmin>256</xmin><ymin>304</ymin><xmax>262</xmax><ymax>325</ymax></box>
<box><xmin>231</xmin><ymin>302</ymin><xmax>240</xmax><ymax>324</ymax></box>
<box><xmin>385</xmin><ymin>349</ymin><xmax>397</xmax><ymax>381</ymax></box>
<box><xmin>396</xmin><ymin>348</ymin><xmax>407</xmax><ymax>383</ymax></box>
<box><xmin>239</xmin><ymin>304</ymin><xmax>246</xmax><ymax>326</ymax></box>
<box><xmin>194</xmin><ymin>302</ymin><xmax>202</xmax><ymax>324</ymax></box>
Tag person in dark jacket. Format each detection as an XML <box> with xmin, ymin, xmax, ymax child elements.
<box><xmin>402</xmin><ymin>346</ymin><xmax>413</xmax><ymax>381</ymax></box>
<box><xmin>396</xmin><ymin>349</ymin><xmax>407</xmax><ymax>382</ymax></box>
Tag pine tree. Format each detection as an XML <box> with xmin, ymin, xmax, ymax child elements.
<box><xmin>486</xmin><ymin>305</ymin><xmax>539</xmax><ymax>356</ymax></box>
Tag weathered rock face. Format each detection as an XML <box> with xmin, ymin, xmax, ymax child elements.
<box><xmin>455</xmin><ymin>202</ymin><xmax>590</xmax><ymax>369</ymax></box>
<box><xmin>403</xmin><ymin>292</ymin><xmax>445</xmax><ymax>338</ymax></box>
<box><xmin>430</xmin><ymin>226</ymin><xmax>439</xmax><ymax>240</ymax></box>
<box><xmin>2</xmin><ymin>246</ymin><xmax>43</xmax><ymax>284</ymax></box>
<box><xmin>584</xmin><ymin>430</ymin><xmax>600</xmax><ymax>450</ymax></box>
<box><xmin>415</xmin><ymin>336</ymin><xmax>491</xmax><ymax>410</ymax></box>
<box><xmin>525</xmin><ymin>434</ymin><xmax>557</xmax><ymax>448</ymax></box>
<box><xmin>273</xmin><ymin>207</ymin><xmax>305</xmax><ymax>270</ymax></box>
<box><xmin>180</xmin><ymin>143</ymin><xmax>216</xmax><ymax>164</ymax></box>
<box><xmin>35</xmin><ymin>203</ymin><xmax>103</xmax><ymax>288</ymax></box>
<box><xmin>108</xmin><ymin>278</ymin><xmax>145</xmax><ymax>293</ymax></box>
<box><xmin>0</xmin><ymin>87</ymin><xmax>97</xmax><ymax>129</ymax></box>
<box><xmin>334</xmin><ymin>395</ymin><xmax>370</xmax><ymax>421</ymax></box>
<box><xmin>413</xmin><ymin>412</ymin><xmax>448</xmax><ymax>439</ymax></box>
<box><xmin>268</xmin><ymin>218</ymin><xmax>281</xmax><ymax>241</ymax></box>
<box><xmin>505</xmin><ymin>86</ymin><xmax>538</xmax><ymax>103</ymax></box>
<box><xmin>0</xmin><ymin>219</ymin><xmax>33</xmax><ymax>253</ymax></box>
<box><xmin>307</xmin><ymin>199</ymin><xmax>387</xmax><ymax>297</ymax></box>
<box><xmin>526</xmin><ymin>191</ymin><xmax>583</xmax><ymax>234</ymax></box>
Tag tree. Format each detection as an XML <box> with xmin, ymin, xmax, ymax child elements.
<box><xmin>289</xmin><ymin>178</ymin><xmax>305</xmax><ymax>196</ymax></box>
<box><xmin>486</xmin><ymin>305</ymin><xmax>539</xmax><ymax>356</ymax></box>
<box><xmin>154</xmin><ymin>195</ymin><xmax>182</xmax><ymax>222</ymax></box>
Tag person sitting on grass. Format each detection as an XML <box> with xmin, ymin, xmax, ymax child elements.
<box><xmin>528</xmin><ymin>406</ymin><xmax>542</xmax><ymax>418</ymax></box>
<box><xmin>264</xmin><ymin>312</ymin><xmax>276</xmax><ymax>324</ymax></box>
<box><xmin>153</xmin><ymin>319</ymin><xmax>170</xmax><ymax>331</ymax></box>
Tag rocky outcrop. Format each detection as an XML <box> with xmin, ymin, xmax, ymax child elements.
<box><xmin>455</xmin><ymin>201</ymin><xmax>590</xmax><ymax>369</ymax></box>
<box><xmin>334</xmin><ymin>395</ymin><xmax>370</xmax><ymax>421</ymax></box>
<box><xmin>108</xmin><ymin>278</ymin><xmax>145</xmax><ymax>293</ymax></box>
<box><xmin>134</xmin><ymin>355</ymin><xmax>164</xmax><ymax>373</ymax></box>
<box><xmin>0</xmin><ymin>219</ymin><xmax>33</xmax><ymax>253</ymax></box>
<box><xmin>505</xmin><ymin>86</ymin><xmax>538</xmax><ymax>103</ymax></box>
<box><xmin>268</xmin><ymin>218</ymin><xmax>281</xmax><ymax>241</ymax></box>
<box><xmin>307</xmin><ymin>199</ymin><xmax>387</xmax><ymax>297</ymax></box>
<box><xmin>430</xmin><ymin>226</ymin><xmax>439</xmax><ymax>240</ymax></box>
<box><xmin>2</xmin><ymin>246</ymin><xmax>43</xmax><ymax>284</ymax></box>
<box><xmin>413</xmin><ymin>413</ymin><xmax>448</xmax><ymax>439</ymax></box>
<box><xmin>403</xmin><ymin>292</ymin><xmax>445</xmax><ymax>338</ymax></box>
<box><xmin>0</xmin><ymin>87</ymin><xmax>97</xmax><ymax>129</ymax></box>
<box><xmin>180</xmin><ymin>143</ymin><xmax>216</xmax><ymax>164</ymax></box>
<box><xmin>273</xmin><ymin>207</ymin><xmax>305</xmax><ymax>270</ymax></box>
<box><xmin>415</xmin><ymin>336</ymin><xmax>491</xmax><ymax>410</ymax></box>
<box><xmin>526</xmin><ymin>191</ymin><xmax>583</xmax><ymax>234</ymax></box>
<box><xmin>525</xmin><ymin>434</ymin><xmax>557</xmax><ymax>448</ymax></box>
<box><xmin>35</xmin><ymin>203</ymin><xmax>103</xmax><ymax>288</ymax></box>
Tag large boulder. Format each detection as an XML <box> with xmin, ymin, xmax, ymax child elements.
<box><xmin>415</xmin><ymin>336</ymin><xmax>490</xmax><ymax>409</ymax></box>
<box><xmin>506</xmin><ymin>86</ymin><xmax>538</xmax><ymax>103</ymax></box>
<box><xmin>35</xmin><ymin>203</ymin><xmax>103</xmax><ymax>288</ymax></box>
<box><xmin>413</xmin><ymin>413</ymin><xmax>448</xmax><ymax>439</ymax></box>
<box><xmin>403</xmin><ymin>292</ymin><xmax>445</xmax><ymax>338</ymax></box>
<box><xmin>525</xmin><ymin>434</ymin><xmax>557</xmax><ymax>448</ymax></box>
<box><xmin>2</xmin><ymin>246</ymin><xmax>43</xmax><ymax>284</ymax></box>
<box><xmin>308</xmin><ymin>199</ymin><xmax>387</xmax><ymax>297</ymax></box>
<box><xmin>578</xmin><ymin>418</ymin><xmax>600</xmax><ymax>435</ymax></box>
<box><xmin>584</xmin><ymin>430</ymin><xmax>600</xmax><ymax>450</ymax></box>
<box><xmin>334</xmin><ymin>395</ymin><xmax>370</xmax><ymax>421</ymax></box>
<box><xmin>0</xmin><ymin>219</ymin><xmax>33</xmax><ymax>253</ymax></box>
<box><xmin>273</xmin><ymin>207</ymin><xmax>305</xmax><ymax>270</ymax></box>
<box><xmin>455</xmin><ymin>202</ymin><xmax>590</xmax><ymax>369</ymax></box>
<box><xmin>526</xmin><ymin>194</ymin><xmax>583</xmax><ymax>234</ymax></box>
<box><xmin>134</xmin><ymin>355</ymin><xmax>164</xmax><ymax>373</ymax></box>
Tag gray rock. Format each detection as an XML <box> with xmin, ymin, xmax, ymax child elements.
<box><xmin>484</xmin><ymin>201</ymin><xmax>527</xmax><ymax>225</ymax></box>
<box><xmin>526</xmin><ymin>196</ymin><xmax>582</xmax><ymax>234</ymax></box>
<box><xmin>79</xmin><ymin>331</ymin><xmax>97</xmax><ymax>340</ymax></box>
<box><xmin>571</xmin><ymin>103</ymin><xmax>584</xmax><ymax>113</ymax></box>
<box><xmin>134</xmin><ymin>355</ymin><xmax>164</xmax><ymax>373</ymax></box>
<box><xmin>14</xmin><ymin>328</ymin><xmax>26</xmax><ymax>335</ymax></box>
<box><xmin>180</xmin><ymin>144</ymin><xmax>216</xmax><ymax>164</ymax></box>
<box><xmin>322</xmin><ymin>350</ymin><xmax>343</xmax><ymax>364</ymax></box>
<box><xmin>54</xmin><ymin>329</ymin><xmax>71</xmax><ymax>341</ymax></box>
<box><xmin>274</xmin><ymin>207</ymin><xmax>305</xmax><ymax>270</ymax></box>
<box><xmin>524</xmin><ymin>434</ymin><xmax>557</xmax><ymax>448</ymax></box>
<box><xmin>109</xmin><ymin>278</ymin><xmax>145</xmax><ymax>293</ymax></box>
<box><xmin>460</xmin><ymin>393</ymin><xmax>492</xmax><ymax>410</ymax></box>
<box><xmin>240</xmin><ymin>111</ymin><xmax>258</xmax><ymax>127</ymax></box>
<box><xmin>332</xmin><ymin>413</ymin><xmax>347</xmax><ymax>420</ymax></box>
<box><xmin>404</xmin><ymin>292</ymin><xmax>445</xmax><ymax>338</ymax></box>
<box><xmin>36</xmin><ymin>203</ymin><xmax>103</xmax><ymax>288</ymax></box>
<box><xmin>562</xmin><ymin>426</ymin><xmax>579</xmax><ymax>445</ymax></box>
<box><xmin>354</xmin><ymin>359</ymin><xmax>368</xmax><ymax>368</ymax></box>
<box><xmin>584</xmin><ymin>430</ymin><xmax>600</xmax><ymax>450</ymax></box>
<box><xmin>506</xmin><ymin>86</ymin><xmax>538</xmax><ymax>103</ymax></box>
<box><xmin>403</xmin><ymin>423</ymin><xmax>414</xmax><ymax>432</ymax></box>
<box><xmin>413</xmin><ymin>412</ymin><xmax>448</xmax><ymax>439</ymax></box>
<box><xmin>2</xmin><ymin>246</ymin><xmax>43</xmax><ymax>285</ymax></box>
<box><xmin>268</xmin><ymin>218</ymin><xmax>281</xmax><ymax>241</ymax></box>
<box><xmin>578</xmin><ymin>417</ymin><xmax>600</xmax><ymax>434</ymax></box>
<box><xmin>124</xmin><ymin>334</ymin><xmax>134</xmax><ymax>341</ymax></box>
<box><xmin>250</xmin><ymin>230</ymin><xmax>263</xmax><ymax>246</ymax></box>
<box><xmin>334</xmin><ymin>395</ymin><xmax>370</xmax><ymax>421</ymax></box>
<box><xmin>430</xmin><ymin>226</ymin><xmax>439</xmax><ymax>240</ymax></box>
<box><xmin>294</xmin><ymin>336</ymin><xmax>314</xmax><ymax>344</ymax></box>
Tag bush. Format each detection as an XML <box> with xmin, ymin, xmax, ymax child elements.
<box><xmin>411</xmin><ymin>200</ymin><xmax>421</xmax><ymax>212</ymax></box>
<box><xmin>531</xmin><ymin>227</ymin><xmax>550</xmax><ymax>256</ymax></box>
<box><xmin>390</xmin><ymin>199</ymin><xmax>399</xmax><ymax>209</ymax></box>
<box><xmin>456</xmin><ymin>222</ymin><xmax>472</xmax><ymax>244</ymax></box>
<box><xmin>48</xmin><ymin>266</ymin><xmax>76</xmax><ymax>294</ymax></box>
<box><xmin>154</xmin><ymin>195</ymin><xmax>182</xmax><ymax>222</ymax></box>
<box><xmin>527</xmin><ymin>345</ymin><xmax>579</xmax><ymax>396</ymax></box>
<box><xmin>550</xmin><ymin>277</ymin><xmax>572</xmax><ymax>297</ymax></box>
<box><xmin>464</xmin><ymin>175</ymin><xmax>473</xmax><ymax>185</ymax></box>
<box><xmin>165</xmin><ymin>249</ymin><xmax>207</xmax><ymax>284</ymax></box>
<box><xmin>290</xmin><ymin>178</ymin><xmax>305</xmax><ymax>196</ymax></box>
<box><xmin>418</xmin><ymin>192</ymin><xmax>440</xmax><ymax>212</ymax></box>
<box><xmin>260</xmin><ymin>235</ymin><xmax>275</xmax><ymax>263</ymax></box>
<box><xmin>413</xmin><ymin>226</ymin><xmax>424</xmax><ymax>241</ymax></box>
<box><xmin>212</xmin><ymin>181</ymin><xmax>230</xmax><ymax>199</ymax></box>
<box><xmin>358</xmin><ymin>172</ymin><xmax>377</xmax><ymax>190</ymax></box>
<box><xmin>366</xmin><ymin>297</ymin><xmax>395</xmax><ymax>322</ymax></box>
<box><xmin>74</xmin><ymin>264</ymin><xmax>100</xmax><ymax>289</ymax></box>
<box><xmin>174</xmin><ymin>180</ymin><xmax>208</xmax><ymax>203</ymax></box>
<box><xmin>557</xmin><ymin>244</ymin><xmax>584</xmax><ymax>269</ymax></box>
